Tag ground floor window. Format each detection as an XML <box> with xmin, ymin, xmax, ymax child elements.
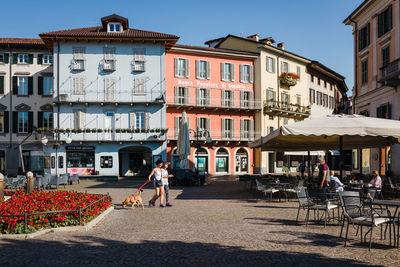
<box><xmin>0</xmin><ymin>150</ymin><xmax>4</xmax><ymax>173</ymax></box>
<box><xmin>216</xmin><ymin>148</ymin><xmax>229</xmax><ymax>173</ymax></box>
<box><xmin>100</xmin><ymin>156</ymin><xmax>113</xmax><ymax>168</ymax></box>
<box><xmin>194</xmin><ymin>148</ymin><xmax>208</xmax><ymax>173</ymax></box>
<box><xmin>235</xmin><ymin>148</ymin><xmax>248</xmax><ymax>173</ymax></box>
<box><xmin>67</xmin><ymin>151</ymin><xmax>95</xmax><ymax>168</ymax></box>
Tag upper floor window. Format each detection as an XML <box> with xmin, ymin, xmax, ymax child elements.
<box><xmin>281</xmin><ymin>92</ymin><xmax>289</xmax><ymax>107</ymax></box>
<box><xmin>104</xmin><ymin>77</ymin><xmax>116</xmax><ymax>101</ymax></box>
<box><xmin>0</xmin><ymin>54</ymin><xmax>4</xmax><ymax>63</ymax></box>
<box><xmin>358</xmin><ymin>23</ymin><xmax>370</xmax><ymax>51</ymax></box>
<box><xmin>43</xmin><ymin>111</ymin><xmax>53</xmax><ymax>129</ymax></box>
<box><xmin>0</xmin><ymin>53</ymin><xmax>8</xmax><ymax>64</ymax></box>
<box><xmin>296</xmin><ymin>66</ymin><xmax>301</xmax><ymax>80</ymax></box>
<box><xmin>241</xmin><ymin>119</ymin><xmax>253</xmax><ymax>139</ymax></box>
<box><xmin>18</xmin><ymin>112</ymin><xmax>28</xmax><ymax>133</ymax></box>
<box><xmin>18</xmin><ymin>54</ymin><xmax>28</xmax><ymax>64</ymax></box>
<box><xmin>43</xmin><ymin>77</ymin><xmax>53</xmax><ymax>96</ymax></box>
<box><xmin>135</xmin><ymin>112</ymin><xmax>145</xmax><ymax>129</ymax></box>
<box><xmin>221</xmin><ymin>63</ymin><xmax>234</xmax><ymax>82</ymax></box>
<box><xmin>175</xmin><ymin>86</ymin><xmax>189</xmax><ymax>105</ymax></box>
<box><xmin>240</xmin><ymin>91</ymin><xmax>251</xmax><ymax>108</ymax></box>
<box><xmin>18</xmin><ymin>77</ymin><xmax>28</xmax><ymax>95</ymax></box>
<box><xmin>311</xmin><ymin>75</ymin><xmax>314</xmax><ymax>83</ymax></box>
<box><xmin>222</xmin><ymin>118</ymin><xmax>234</xmax><ymax>139</ymax></box>
<box><xmin>378</xmin><ymin>5</ymin><xmax>392</xmax><ymax>38</ymax></box>
<box><xmin>43</xmin><ymin>55</ymin><xmax>53</xmax><ymax>64</ymax></box>
<box><xmin>108</xmin><ymin>23</ymin><xmax>122</xmax><ymax>32</ymax></box>
<box><xmin>266</xmin><ymin>57</ymin><xmax>275</xmax><ymax>73</ymax></box>
<box><xmin>240</xmin><ymin>64</ymin><xmax>253</xmax><ymax>83</ymax></box>
<box><xmin>73</xmin><ymin>77</ymin><xmax>85</xmax><ymax>95</ymax></box>
<box><xmin>73</xmin><ymin>48</ymin><xmax>85</xmax><ymax>70</ymax></box>
<box><xmin>267</xmin><ymin>90</ymin><xmax>276</xmax><ymax>106</ymax></box>
<box><xmin>134</xmin><ymin>78</ymin><xmax>146</xmax><ymax>95</ymax></box>
<box><xmin>222</xmin><ymin>90</ymin><xmax>234</xmax><ymax>107</ymax></box>
<box><xmin>197</xmin><ymin>88</ymin><xmax>209</xmax><ymax>106</ymax></box>
<box><xmin>324</xmin><ymin>81</ymin><xmax>327</xmax><ymax>88</ymax></box>
<box><xmin>133</xmin><ymin>48</ymin><xmax>145</xmax><ymax>72</ymax></box>
<box><xmin>309</xmin><ymin>88</ymin><xmax>315</xmax><ymax>104</ymax></box>
<box><xmin>361</xmin><ymin>59</ymin><xmax>368</xmax><ymax>85</ymax></box>
<box><xmin>175</xmin><ymin>58</ymin><xmax>189</xmax><ymax>78</ymax></box>
<box><xmin>381</xmin><ymin>46</ymin><xmax>390</xmax><ymax>67</ymax></box>
<box><xmin>281</xmin><ymin>61</ymin><xmax>289</xmax><ymax>73</ymax></box>
<box><xmin>196</xmin><ymin>60</ymin><xmax>210</xmax><ymax>79</ymax></box>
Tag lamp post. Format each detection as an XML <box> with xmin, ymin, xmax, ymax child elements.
<box><xmin>188</xmin><ymin>128</ymin><xmax>212</xmax><ymax>184</ymax></box>
<box><xmin>41</xmin><ymin>133</ymin><xmax>72</xmax><ymax>177</ymax></box>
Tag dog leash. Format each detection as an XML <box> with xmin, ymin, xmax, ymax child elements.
<box><xmin>133</xmin><ymin>180</ymin><xmax>150</xmax><ymax>194</ymax></box>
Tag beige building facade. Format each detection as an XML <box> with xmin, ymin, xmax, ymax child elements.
<box><xmin>344</xmin><ymin>0</ymin><xmax>400</xmax><ymax>181</ymax></box>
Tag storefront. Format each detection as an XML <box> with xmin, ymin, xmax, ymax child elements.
<box><xmin>194</xmin><ymin>148</ymin><xmax>209</xmax><ymax>173</ymax></box>
<box><xmin>66</xmin><ymin>146</ymin><xmax>95</xmax><ymax>175</ymax></box>
<box><xmin>235</xmin><ymin>148</ymin><xmax>248</xmax><ymax>173</ymax></box>
<box><xmin>215</xmin><ymin>148</ymin><xmax>229</xmax><ymax>173</ymax></box>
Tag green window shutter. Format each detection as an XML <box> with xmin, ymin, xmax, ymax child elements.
<box><xmin>38</xmin><ymin>76</ymin><xmax>43</xmax><ymax>95</ymax></box>
<box><xmin>0</xmin><ymin>76</ymin><xmax>4</xmax><ymax>94</ymax></box>
<box><xmin>28</xmin><ymin>77</ymin><xmax>33</xmax><ymax>95</ymax></box>
<box><xmin>12</xmin><ymin>111</ymin><xmax>18</xmax><ymax>133</ymax></box>
<box><xmin>12</xmin><ymin>76</ymin><xmax>18</xmax><ymax>94</ymax></box>
<box><xmin>12</xmin><ymin>54</ymin><xmax>18</xmax><ymax>64</ymax></box>
<box><xmin>4</xmin><ymin>53</ymin><xmax>9</xmax><ymax>64</ymax></box>
<box><xmin>28</xmin><ymin>54</ymin><xmax>33</xmax><ymax>64</ymax></box>
<box><xmin>28</xmin><ymin>112</ymin><xmax>33</xmax><ymax>132</ymax></box>
<box><xmin>37</xmin><ymin>54</ymin><xmax>43</xmax><ymax>65</ymax></box>
<box><xmin>37</xmin><ymin>112</ymin><xmax>43</xmax><ymax>128</ymax></box>
<box><xmin>378</xmin><ymin>12</ymin><xmax>384</xmax><ymax>37</ymax></box>
<box><xmin>4</xmin><ymin>111</ymin><xmax>9</xmax><ymax>133</ymax></box>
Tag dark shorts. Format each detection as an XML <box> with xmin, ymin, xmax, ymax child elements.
<box><xmin>153</xmin><ymin>179</ymin><xmax>163</xmax><ymax>188</ymax></box>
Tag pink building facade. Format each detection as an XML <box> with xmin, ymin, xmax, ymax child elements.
<box><xmin>165</xmin><ymin>45</ymin><xmax>259</xmax><ymax>175</ymax></box>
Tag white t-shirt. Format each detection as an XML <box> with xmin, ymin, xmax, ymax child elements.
<box><xmin>161</xmin><ymin>169</ymin><xmax>169</xmax><ymax>186</ymax></box>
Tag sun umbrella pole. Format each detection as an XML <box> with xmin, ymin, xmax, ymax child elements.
<box><xmin>307</xmin><ymin>151</ymin><xmax>311</xmax><ymax>181</ymax></box>
<box><xmin>339</xmin><ymin>136</ymin><xmax>343</xmax><ymax>180</ymax></box>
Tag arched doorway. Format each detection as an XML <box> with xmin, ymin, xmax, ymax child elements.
<box><xmin>215</xmin><ymin>147</ymin><xmax>229</xmax><ymax>173</ymax></box>
<box><xmin>235</xmin><ymin>148</ymin><xmax>249</xmax><ymax>173</ymax></box>
<box><xmin>119</xmin><ymin>146</ymin><xmax>152</xmax><ymax>177</ymax></box>
<box><xmin>194</xmin><ymin>147</ymin><xmax>209</xmax><ymax>174</ymax></box>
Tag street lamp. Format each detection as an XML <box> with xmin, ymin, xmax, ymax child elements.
<box><xmin>188</xmin><ymin>128</ymin><xmax>212</xmax><ymax>184</ymax></box>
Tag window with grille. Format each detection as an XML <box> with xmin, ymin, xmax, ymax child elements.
<box><xmin>133</xmin><ymin>48</ymin><xmax>146</xmax><ymax>72</ymax></box>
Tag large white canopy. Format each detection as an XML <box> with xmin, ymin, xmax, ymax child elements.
<box><xmin>250</xmin><ymin>114</ymin><xmax>400</xmax><ymax>151</ymax></box>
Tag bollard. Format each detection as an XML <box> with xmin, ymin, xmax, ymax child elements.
<box><xmin>0</xmin><ymin>173</ymin><xmax>4</xmax><ymax>201</ymax></box>
<box><xmin>24</xmin><ymin>210</ymin><xmax>27</xmax><ymax>232</ymax></box>
<box><xmin>26</xmin><ymin>171</ymin><xmax>35</xmax><ymax>193</ymax></box>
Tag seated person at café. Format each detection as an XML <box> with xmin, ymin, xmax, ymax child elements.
<box><xmin>368</xmin><ymin>170</ymin><xmax>382</xmax><ymax>188</ymax></box>
<box><xmin>329</xmin><ymin>170</ymin><xmax>344</xmax><ymax>192</ymax></box>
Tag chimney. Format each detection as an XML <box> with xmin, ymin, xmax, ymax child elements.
<box><xmin>247</xmin><ymin>34</ymin><xmax>259</xmax><ymax>42</ymax></box>
<box><xmin>260</xmin><ymin>37</ymin><xmax>275</xmax><ymax>45</ymax></box>
<box><xmin>277</xmin><ymin>42</ymin><xmax>285</xmax><ymax>50</ymax></box>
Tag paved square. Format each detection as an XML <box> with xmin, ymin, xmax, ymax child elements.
<box><xmin>0</xmin><ymin>178</ymin><xmax>399</xmax><ymax>266</ymax></box>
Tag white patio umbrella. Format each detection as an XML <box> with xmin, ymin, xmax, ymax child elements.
<box><xmin>176</xmin><ymin>111</ymin><xmax>191</xmax><ymax>169</ymax></box>
<box><xmin>250</xmin><ymin>114</ymin><xmax>400</xmax><ymax>151</ymax></box>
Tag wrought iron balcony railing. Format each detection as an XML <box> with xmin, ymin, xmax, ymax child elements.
<box><xmin>263</xmin><ymin>100</ymin><xmax>310</xmax><ymax>118</ymax></box>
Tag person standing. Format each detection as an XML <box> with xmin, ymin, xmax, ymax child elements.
<box><xmin>147</xmin><ymin>159</ymin><xmax>165</xmax><ymax>208</ymax></box>
<box><xmin>162</xmin><ymin>162</ymin><xmax>174</xmax><ymax>207</ymax></box>
<box><xmin>317</xmin><ymin>157</ymin><xmax>329</xmax><ymax>201</ymax></box>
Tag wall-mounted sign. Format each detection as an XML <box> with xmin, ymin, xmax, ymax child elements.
<box><xmin>177</xmin><ymin>79</ymin><xmax>253</xmax><ymax>91</ymax></box>
<box><xmin>66</xmin><ymin>146</ymin><xmax>95</xmax><ymax>151</ymax></box>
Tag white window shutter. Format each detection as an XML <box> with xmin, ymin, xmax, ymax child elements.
<box><xmin>184</xmin><ymin>87</ymin><xmax>190</xmax><ymax>104</ymax></box>
<box><xmin>250</xmin><ymin>120</ymin><xmax>254</xmax><ymax>140</ymax></box>
<box><xmin>74</xmin><ymin>111</ymin><xmax>79</xmax><ymax>129</ymax></box>
<box><xmin>249</xmin><ymin>65</ymin><xmax>254</xmax><ymax>83</ymax></box>
<box><xmin>206</xmin><ymin>118</ymin><xmax>210</xmax><ymax>132</ymax></box>
<box><xmin>206</xmin><ymin>61</ymin><xmax>211</xmax><ymax>80</ymax></box>
<box><xmin>239</xmin><ymin>64</ymin><xmax>244</xmax><ymax>83</ymax></box>
<box><xmin>206</xmin><ymin>88</ymin><xmax>210</xmax><ymax>106</ymax></box>
<box><xmin>174</xmin><ymin>86</ymin><xmax>179</xmax><ymax>104</ymax></box>
<box><xmin>231</xmin><ymin>63</ymin><xmax>235</xmax><ymax>82</ymax></box>
<box><xmin>184</xmin><ymin>59</ymin><xmax>189</xmax><ymax>78</ymax></box>
<box><xmin>231</xmin><ymin>91</ymin><xmax>235</xmax><ymax>108</ymax></box>
<box><xmin>249</xmin><ymin>91</ymin><xmax>254</xmax><ymax>108</ymax></box>
<box><xmin>195</xmin><ymin>60</ymin><xmax>200</xmax><ymax>79</ymax></box>
<box><xmin>272</xmin><ymin>58</ymin><xmax>275</xmax><ymax>73</ymax></box>
<box><xmin>281</xmin><ymin>61</ymin><xmax>284</xmax><ymax>73</ymax></box>
<box><xmin>221</xmin><ymin>90</ymin><xmax>225</xmax><ymax>106</ymax></box>
<box><xmin>145</xmin><ymin>112</ymin><xmax>150</xmax><ymax>129</ymax></box>
<box><xmin>174</xmin><ymin>58</ymin><xmax>178</xmax><ymax>77</ymax></box>
<box><xmin>174</xmin><ymin>116</ymin><xmax>179</xmax><ymax>138</ymax></box>
<box><xmin>196</xmin><ymin>117</ymin><xmax>200</xmax><ymax>130</ymax></box>
<box><xmin>196</xmin><ymin>88</ymin><xmax>200</xmax><ymax>105</ymax></box>
<box><xmin>220</xmin><ymin>62</ymin><xmax>225</xmax><ymax>81</ymax></box>
<box><xmin>221</xmin><ymin>118</ymin><xmax>225</xmax><ymax>138</ymax></box>
<box><xmin>129</xmin><ymin>112</ymin><xmax>136</xmax><ymax>130</ymax></box>
<box><xmin>240</xmin><ymin>119</ymin><xmax>244</xmax><ymax>138</ymax></box>
<box><xmin>79</xmin><ymin>111</ymin><xmax>85</xmax><ymax>129</ymax></box>
<box><xmin>187</xmin><ymin>117</ymin><xmax>190</xmax><ymax>129</ymax></box>
<box><xmin>231</xmin><ymin>119</ymin><xmax>235</xmax><ymax>138</ymax></box>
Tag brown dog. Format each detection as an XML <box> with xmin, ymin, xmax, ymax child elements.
<box><xmin>122</xmin><ymin>189</ymin><xmax>144</xmax><ymax>209</ymax></box>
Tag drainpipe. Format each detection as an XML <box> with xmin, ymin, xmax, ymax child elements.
<box><xmin>276</xmin><ymin>50</ymin><xmax>285</xmax><ymax>128</ymax></box>
<box><xmin>8</xmin><ymin>44</ymin><xmax>12</xmax><ymax>148</ymax></box>
<box><xmin>349</xmin><ymin>18</ymin><xmax>358</xmax><ymax>115</ymax></box>
<box><xmin>56</xmin><ymin>38</ymin><xmax>60</xmax><ymax>177</ymax></box>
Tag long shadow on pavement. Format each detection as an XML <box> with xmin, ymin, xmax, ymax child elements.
<box><xmin>0</xmin><ymin>236</ymin><xmax>380</xmax><ymax>266</ymax></box>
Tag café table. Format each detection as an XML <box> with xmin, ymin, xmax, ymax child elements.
<box><xmin>372</xmin><ymin>200</ymin><xmax>400</xmax><ymax>248</ymax></box>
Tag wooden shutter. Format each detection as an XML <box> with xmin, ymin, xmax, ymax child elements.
<box><xmin>240</xmin><ymin>119</ymin><xmax>244</xmax><ymax>138</ymax></box>
<box><xmin>174</xmin><ymin>116</ymin><xmax>179</xmax><ymax>138</ymax></box>
<box><xmin>4</xmin><ymin>53</ymin><xmax>9</xmax><ymax>64</ymax></box>
<box><xmin>4</xmin><ymin>111</ymin><xmax>9</xmax><ymax>133</ymax></box>
<box><xmin>231</xmin><ymin>63</ymin><xmax>235</xmax><ymax>82</ymax></box>
<box><xmin>196</xmin><ymin>117</ymin><xmax>200</xmax><ymax>130</ymax></box>
<box><xmin>38</xmin><ymin>112</ymin><xmax>43</xmax><ymax>128</ymax></box>
<box><xmin>250</xmin><ymin>120</ymin><xmax>254</xmax><ymax>140</ymax></box>
<box><xmin>206</xmin><ymin>61</ymin><xmax>210</xmax><ymax>80</ymax></box>
<box><xmin>12</xmin><ymin>54</ymin><xmax>18</xmax><ymax>64</ymax></box>
<box><xmin>12</xmin><ymin>111</ymin><xmax>18</xmax><ymax>133</ymax></box>
<box><xmin>129</xmin><ymin>112</ymin><xmax>136</xmax><ymax>129</ymax></box>
<box><xmin>145</xmin><ymin>112</ymin><xmax>150</xmax><ymax>129</ymax></box>
<box><xmin>28</xmin><ymin>112</ymin><xmax>33</xmax><ymax>132</ymax></box>
<box><xmin>195</xmin><ymin>60</ymin><xmax>200</xmax><ymax>79</ymax></box>
<box><xmin>231</xmin><ymin>119</ymin><xmax>235</xmax><ymax>138</ymax></box>
<box><xmin>206</xmin><ymin>88</ymin><xmax>210</xmax><ymax>106</ymax></box>
<box><xmin>220</xmin><ymin>62</ymin><xmax>225</xmax><ymax>81</ymax></box>
<box><xmin>174</xmin><ymin>58</ymin><xmax>178</xmax><ymax>77</ymax></box>
<box><xmin>249</xmin><ymin>65</ymin><xmax>254</xmax><ymax>83</ymax></box>
<box><xmin>240</xmin><ymin>91</ymin><xmax>244</xmax><ymax>108</ymax></box>
<box><xmin>249</xmin><ymin>91</ymin><xmax>254</xmax><ymax>108</ymax></box>
<box><xmin>239</xmin><ymin>64</ymin><xmax>244</xmax><ymax>83</ymax></box>
<box><xmin>206</xmin><ymin>118</ymin><xmax>210</xmax><ymax>132</ymax></box>
<box><xmin>38</xmin><ymin>76</ymin><xmax>43</xmax><ymax>95</ymax></box>
<box><xmin>231</xmin><ymin>91</ymin><xmax>235</xmax><ymax>108</ymax></box>
<box><xmin>196</xmin><ymin>88</ymin><xmax>200</xmax><ymax>105</ymax></box>
<box><xmin>0</xmin><ymin>76</ymin><xmax>3</xmax><ymax>94</ymax></box>
<box><xmin>74</xmin><ymin>111</ymin><xmax>79</xmax><ymax>129</ymax></box>
<box><xmin>184</xmin><ymin>59</ymin><xmax>189</xmax><ymax>78</ymax></box>
<box><xmin>174</xmin><ymin>86</ymin><xmax>179</xmax><ymax>104</ymax></box>
<box><xmin>184</xmin><ymin>87</ymin><xmax>190</xmax><ymax>104</ymax></box>
<box><xmin>12</xmin><ymin>76</ymin><xmax>18</xmax><ymax>94</ymax></box>
<box><xmin>28</xmin><ymin>54</ymin><xmax>33</xmax><ymax>64</ymax></box>
<box><xmin>221</xmin><ymin>90</ymin><xmax>225</xmax><ymax>106</ymax></box>
<box><xmin>187</xmin><ymin>117</ymin><xmax>190</xmax><ymax>129</ymax></box>
<box><xmin>221</xmin><ymin>118</ymin><xmax>225</xmax><ymax>138</ymax></box>
<box><xmin>37</xmin><ymin>54</ymin><xmax>43</xmax><ymax>64</ymax></box>
<box><xmin>28</xmin><ymin>77</ymin><xmax>33</xmax><ymax>95</ymax></box>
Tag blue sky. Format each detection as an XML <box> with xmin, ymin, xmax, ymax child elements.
<box><xmin>1</xmin><ymin>0</ymin><xmax>362</xmax><ymax>95</ymax></box>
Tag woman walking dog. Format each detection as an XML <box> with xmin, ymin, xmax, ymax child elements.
<box><xmin>147</xmin><ymin>159</ymin><xmax>165</xmax><ymax>208</ymax></box>
<box><xmin>162</xmin><ymin>161</ymin><xmax>174</xmax><ymax>207</ymax></box>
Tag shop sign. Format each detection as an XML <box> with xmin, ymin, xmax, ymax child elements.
<box><xmin>66</xmin><ymin>146</ymin><xmax>95</xmax><ymax>151</ymax></box>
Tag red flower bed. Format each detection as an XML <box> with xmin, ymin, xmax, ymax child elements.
<box><xmin>0</xmin><ymin>190</ymin><xmax>112</xmax><ymax>234</ymax></box>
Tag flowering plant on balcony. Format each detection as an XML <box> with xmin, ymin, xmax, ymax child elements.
<box><xmin>280</xmin><ymin>72</ymin><xmax>299</xmax><ymax>87</ymax></box>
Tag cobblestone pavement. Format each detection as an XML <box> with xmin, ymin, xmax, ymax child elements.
<box><xmin>0</xmin><ymin>177</ymin><xmax>399</xmax><ymax>266</ymax></box>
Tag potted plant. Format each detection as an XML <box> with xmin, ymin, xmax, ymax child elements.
<box><xmin>85</xmin><ymin>129</ymin><xmax>91</xmax><ymax>133</ymax></box>
<box><xmin>280</xmin><ymin>72</ymin><xmax>299</xmax><ymax>87</ymax></box>
<box><xmin>134</xmin><ymin>128</ymin><xmax>140</xmax><ymax>133</ymax></box>
<box><xmin>97</xmin><ymin>128</ymin><xmax>103</xmax><ymax>133</ymax></box>
<box><xmin>115</xmin><ymin>129</ymin><xmax>121</xmax><ymax>133</ymax></box>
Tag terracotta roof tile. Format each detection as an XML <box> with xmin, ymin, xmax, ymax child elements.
<box><xmin>0</xmin><ymin>38</ymin><xmax>45</xmax><ymax>46</ymax></box>
<box><xmin>171</xmin><ymin>44</ymin><xmax>258</xmax><ymax>56</ymax></box>
<box><xmin>40</xmin><ymin>26</ymin><xmax>179</xmax><ymax>40</ymax></box>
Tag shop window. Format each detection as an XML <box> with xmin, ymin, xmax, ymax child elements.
<box><xmin>100</xmin><ymin>156</ymin><xmax>113</xmax><ymax>168</ymax></box>
<box><xmin>44</xmin><ymin>156</ymin><xmax>50</xmax><ymax>169</ymax></box>
<box><xmin>67</xmin><ymin>151</ymin><xmax>95</xmax><ymax>168</ymax></box>
<box><xmin>51</xmin><ymin>156</ymin><xmax>55</xmax><ymax>169</ymax></box>
<box><xmin>58</xmin><ymin>156</ymin><xmax>63</xmax><ymax>168</ymax></box>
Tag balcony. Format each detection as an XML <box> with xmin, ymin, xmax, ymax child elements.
<box><xmin>55</xmin><ymin>128</ymin><xmax>167</xmax><ymax>142</ymax></box>
<box><xmin>263</xmin><ymin>101</ymin><xmax>310</xmax><ymax>119</ymax></box>
<box><xmin>102</xmin><ymin>60</ymin><xmax>116</xmax><ymax>72</ymax></box>
<box><xmin>166</xmin><ymin>95</ymin><xmax>261</xmax><ymax>111</ymax></box>
<box><xmin>167</xmin><ymin>130</ymin><xmax>260</xmax><ymax>143</ymax></box>
<box><xmin>379</xmin><ymin>58</ymin><xmax>400</xmax><ymax>86</ymax></box>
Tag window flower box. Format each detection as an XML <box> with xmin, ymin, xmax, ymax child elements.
<box><xmin>280</xmin><ymin>72</ymin><xmax>299</xmax><ymax>87</ymax></box>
